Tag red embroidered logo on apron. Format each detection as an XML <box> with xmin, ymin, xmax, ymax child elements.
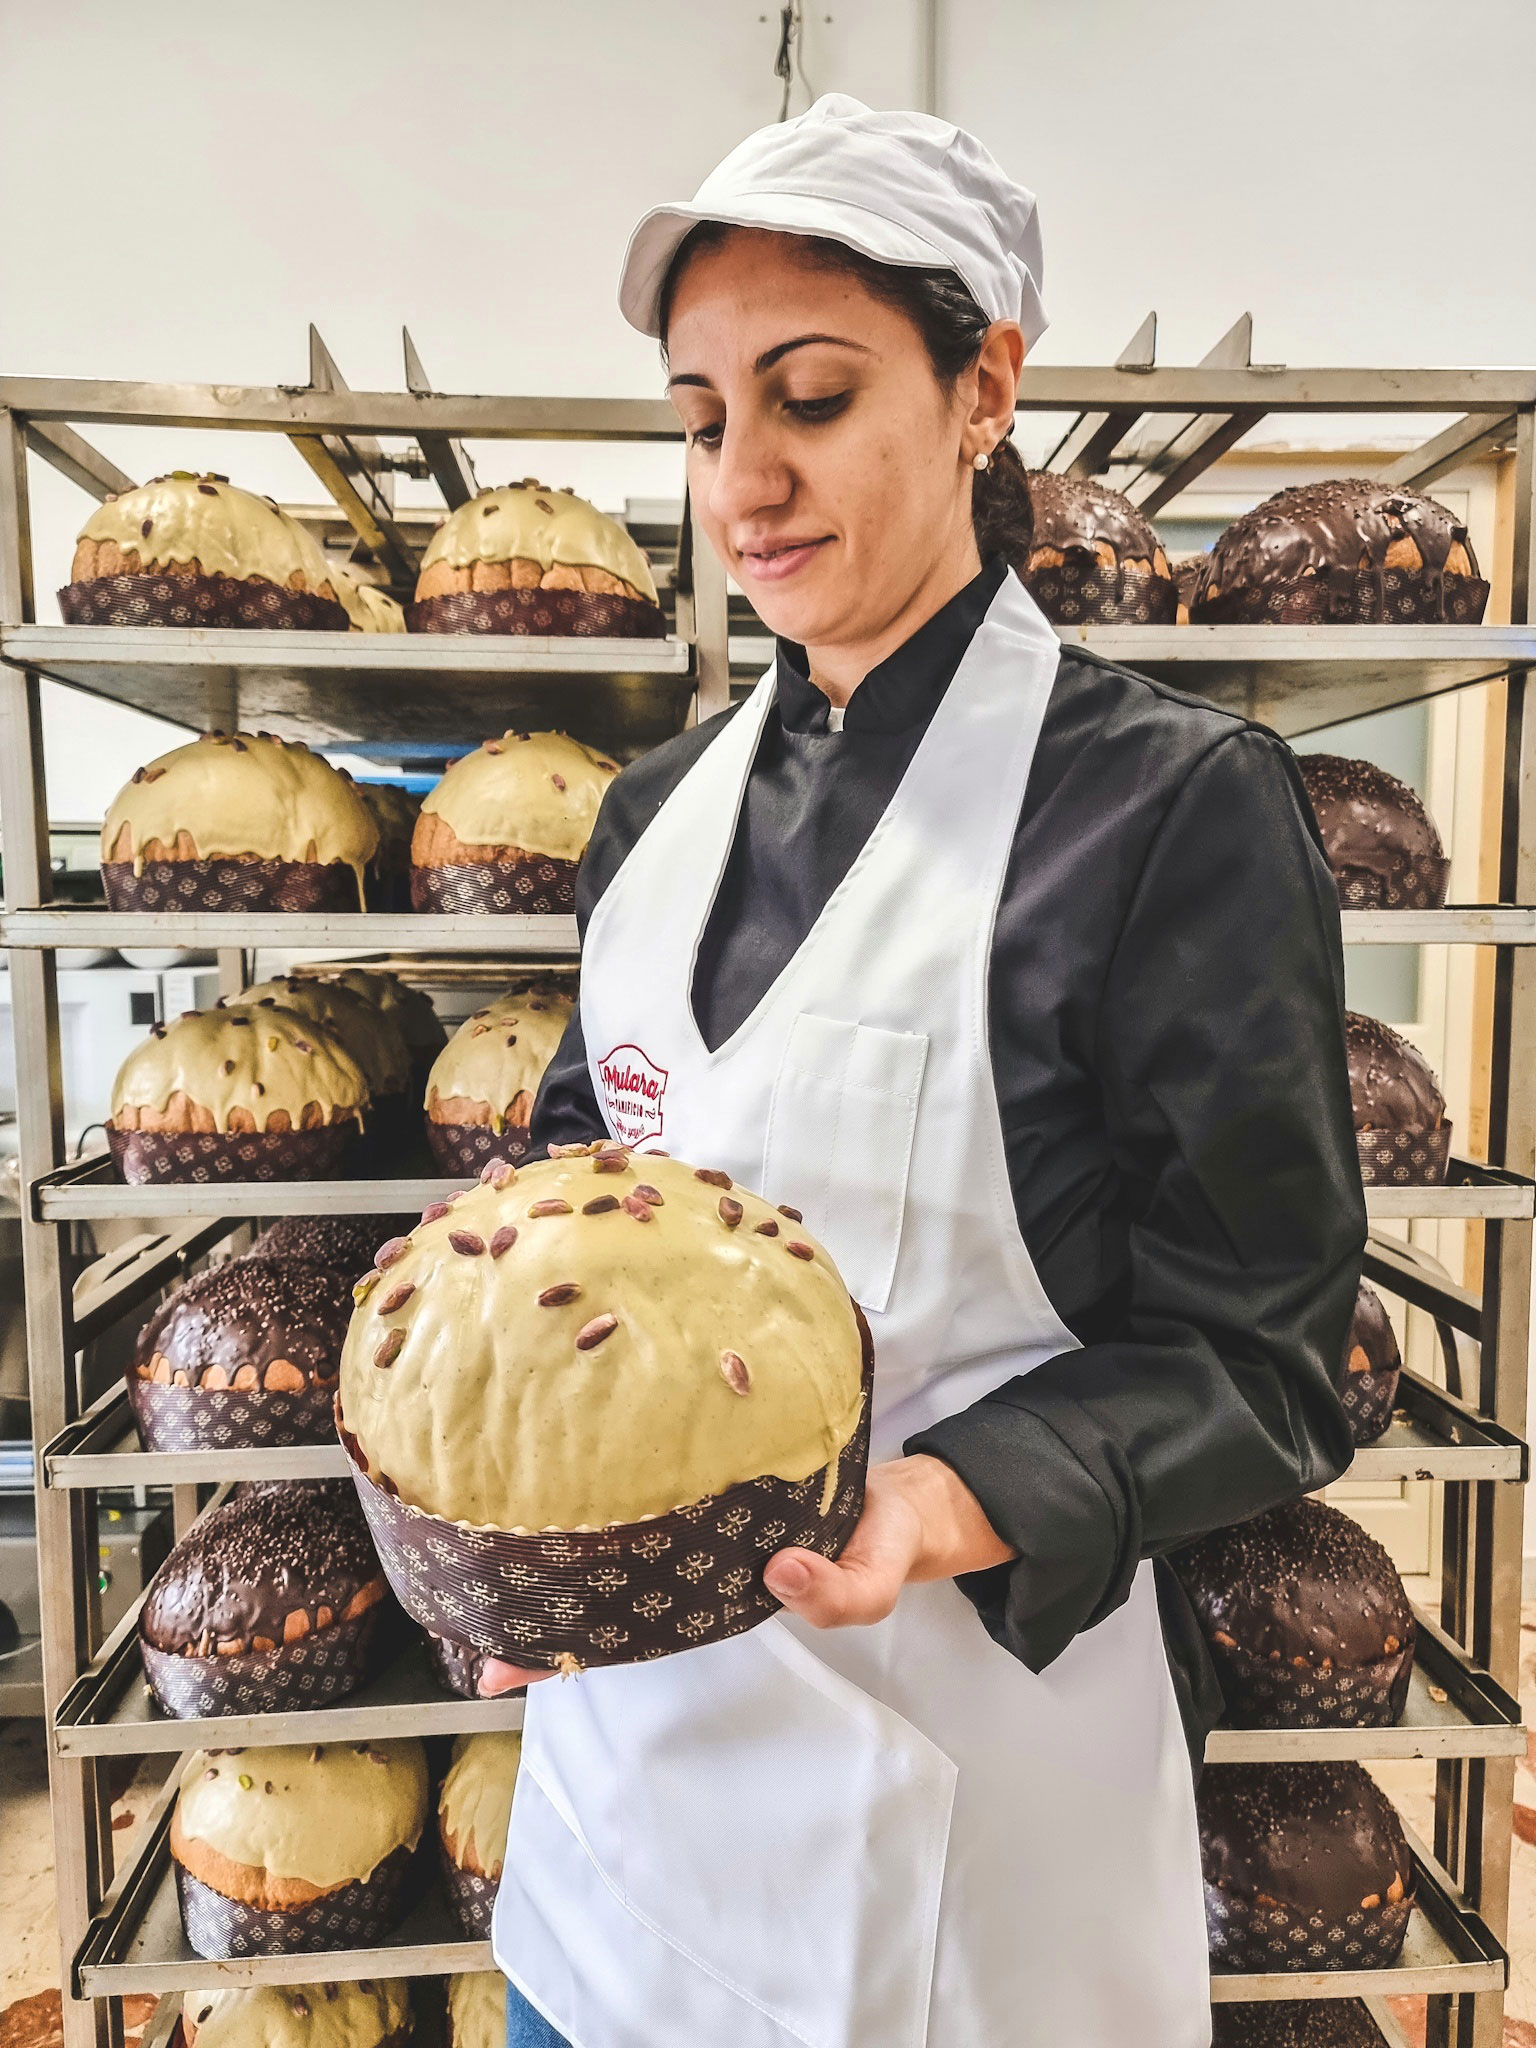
<box><xmin>597</xmin><ymin>1044</ymin><xmax>668</xmax><ymax>1148</ymax></box>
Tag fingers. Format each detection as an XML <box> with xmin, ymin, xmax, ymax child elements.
<box><xmin>476</xmin><ymin>1657</ymin><xmax>555</xmax><ymax>1696</ymax></box>
<box><xmin>764</xmin><ymin>1498</ymin><xmax>918</xmax><ymax>1627</ymax></box>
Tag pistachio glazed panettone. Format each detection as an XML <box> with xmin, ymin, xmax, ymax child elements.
<box><xmin>408</xmin><ymin>481</ymin><xmax>665</xmax><ymax>637</ymax></box>
<box><xmin>338</xmin><ymin>1146</ymin><xmax>871</xmax><ymax>1671</ymax></box>
<box><xmin>181</xmin><ymin>1980</ymin><xmax>413</xmax><ymax>2048</ymax></box>
<box><xmin>61</xmin><ymin>472</ymin><xmax>354</xmax><ymax>632</ymax></box>
<box><xmin>226</xmin><ymin>978</ymin><xmax>414</xmax><ymax>1166</ymax></box>
<box><xmin>423</xmin><ymin>985</ymin><xmax>573</xmax><ymax>1173</ymax></box>
<box><xmin>101</xmin><ymin>730</ymin><xmax>379</xmax><ymax>913</ymax></box>
<box><xmin>437</xmin><ymin>1729</ymin><xmax>522</xmax><ymax>1936</ymax></box>
<box><xmin>170</xmin><ymin>1740</ymin><xmax>428</xmax><ymax>1958</ymax></box>
<box><xmin>410</xmin><ymin>731</ymin><xmax>618</xmax><ymax>914</ymax></box>
<box><xmin>108</xmin><ymin>1006</ymin><xmax>370</xmax><ymax>1184</ymax></box>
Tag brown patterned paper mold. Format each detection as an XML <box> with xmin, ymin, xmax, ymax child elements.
<box><xmin>1200</xmin><ymin>1762</ymin><xmax>1414</xmax><ymax>1972</ymax></box>
<box><xmin>1015</xmin><ymin>471</ymin><xmax>1179</xmax><ymax>626</ymax></box>
<box><xmin>138</xmin><ymin>1481</ymin><xmax>391</xmax><ymax>1719</ymax></box>
<box><xmin>169</xmin><ymin>1741</ymin><xmax>429</xmax><ymax>1959</ymax></box>
<box><xmin>1296</xmin><ymin>754</ymin><xmax>1450</xmax><ymax>913</ymax></box>
<box><xmin>107</xmin><ymin>1006</ymin><xmax>370</xmax><ymax>1186</ymax></box>
<box><xmin>178</xmin><ymin>1979</ymin><xmax>415</xmax><ymax>2048</ymax></box>
<box><xmin>62</xmin><ymin>471</ymin><xmax>358</xmax><ymax>631</ymax></box>
<box><xmin>129</xmin><ymin>1257</ymin><xmax>355</xmax><ymax>1452</ymax></box>
<box><xmin>337</xmin><ymin>1149</ymin><xmax>872</xmax><ymax>1672</ymax></box>
<box><xmin>1346</xmin><ymin>1010</ymin><xmax>1451</xmax><ymax>1187</ymax></box>
<box><xmin>1189</xmin><ymin>479</ymin><xmax>1489</xmax><ymax>626</ymax></box>
<box><xmin>409</xmin><ymin>731</ymin><xmax>618</xmax><ymax>917</ymax></box>
<box><xmin>424</xmin><ymin>986</ymin><xmax>574</xmax><ymax>1175</ymax></box>
<box><xmin>100</xmin><ymin>729</ymin><xmax>378</xmax><ymax>914</ymax></box>
<box><xmin>437</xmin><ymin>1731</ymin><xmax>521</xmax><ymax>1939</ymax></box>
<box><xmin>408</xmin><ymin>587</ymin><xmax>668</xmax><ymax>638</ymax></box>
<box><xmin>1172</xmin><ymin>1498</ymin><xmax>1415</xmax><ymax>1730</ymax></box>
<box><xmin>1210</xmin><ymin>1999</ymin><xmax>1387</xmax><ymax>2047</ymax></box>
<box><xmin>1340</xmin><ymin>1278</ymin><xmax>1402</xmax><ymax>1447</ymax></box>
<box><xmin>405</xmin><ymin>480</ymin><xmax>665</xmax><ymax>639</ymax></box>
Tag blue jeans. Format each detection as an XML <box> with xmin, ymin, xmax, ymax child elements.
<box><xmin>505</xmin><ymin>1981</ymin><xmax>570</xmax><ymax>2048</ymax></box>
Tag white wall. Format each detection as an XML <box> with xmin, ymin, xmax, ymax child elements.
<box><xmin>3</xmin><ymin>0</ymin><xmax>1534</xmax><ymax>813</ymax></box>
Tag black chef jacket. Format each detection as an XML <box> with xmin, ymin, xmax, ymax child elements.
<box><xmin>532</xmin><ymin>555</ymin><xmax>1366</xmax><ymax>1767</ymax></box>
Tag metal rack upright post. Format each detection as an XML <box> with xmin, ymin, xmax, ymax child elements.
<box><xmin>2</xmin><ymin>360</ymin><xmax>1535</xmax><ymax>2048</ymax></box>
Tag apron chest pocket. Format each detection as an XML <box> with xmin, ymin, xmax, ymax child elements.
<box><xmin>762</xmin><ymin>1014</ymin><xmax>928</xmax><ymax>1315</ymax></box>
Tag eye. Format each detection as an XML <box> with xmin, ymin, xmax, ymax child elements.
<box><xmin>785</xmin><ymin>393</ymin><xmax>851</xmax><ymax>423</ymax></box>
<box><xmin>687</xmin><ymin>421</ymin><xmax>724</xmax><ymax>452</ymax></box>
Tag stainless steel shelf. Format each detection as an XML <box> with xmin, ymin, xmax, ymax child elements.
<box><xmin>28</xmin><ymin>1154</ymin><xmax>1535</xmax><ymax>1226</ymax></box>
<box><xmin>1203</xmin><ymin>1612</ymin><xmax>1522</xmax><ymax>1764</ymax></box>
<box><xmin>36</xmin><ymin>1160</ymin><xmax>460</xmax><ymax>1222</ymax></box>
<box><xmin>76</xmin><ymin>1812</ymin><xmax>490</xmax><ymax>1995</ymax></box>
<box><xmin>79</xmin><ymin>1811</ymin><xmax>1498</xmax><ymax>2004</ymax></box>
<box><xmin>0</xmin><ymin>624</ymin><xmax>694</xmax><ymax>757</ymax></box>
<box><xmin>45</xmin><ymin>1387</ymin><xmax>349</xmax><ymax>1488</ymax></box>
<box><xmin>1207</xmin><ymin>1837</ymin><xmax>1506</xmax><ymax>2003</ymax></box>
<box><xmin>48</xmin><ymin>1357</ymin><xmax>1526</xmax><ymax>1493</ymax></box>
<box><xmin>1341</xmin><ymin>907</ymin><xmax>1536</xmax><ymax>945</ymax></box>
<box><xmin>55</xmin><ymin>1630</ymin><xmax>525</xmax><ymax>1757</ymax></box>
<box><xmin>0</xmin><ymin>910</ymin><xmax>579</xmax><ymax>954</ymax></box>
<box><xmin>1064</xmin><ymin>624</ymin><xmax>1536</xmax><ymax>739</ymax></box>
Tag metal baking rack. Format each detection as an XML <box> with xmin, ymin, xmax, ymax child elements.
<box><xmin>2</xmin><ymin>356</ymin><xmax>1533</xmax><ymax>2048</ymax></box>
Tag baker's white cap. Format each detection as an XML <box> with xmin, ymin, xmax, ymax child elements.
<box><xmin>618</xmin><ymin>94</ymin><xmax>1047</xmax><ymax>347</ymax></box>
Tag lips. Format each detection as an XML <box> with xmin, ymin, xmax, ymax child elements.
<box><xmin>736</xmin><ymin>537</ymin><xmax>832</xmax><ymax>583</ymax></box>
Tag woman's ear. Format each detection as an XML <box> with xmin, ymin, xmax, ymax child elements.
<box><xmin>969</xmin><ymin>321</ymin><xmax>1026</xmax><ymax>461</ymax></box>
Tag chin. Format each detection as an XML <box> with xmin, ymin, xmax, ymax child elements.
<box><xmin>735</xmin><ymin>566</ymin><xmax>849</xmax><ymax>650</ymax></box>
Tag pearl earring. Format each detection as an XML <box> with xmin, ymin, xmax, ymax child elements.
<box><xmin>973</xmin><ymin>449</ymin><xmax>991</xmax><ymax>471</ymax></box>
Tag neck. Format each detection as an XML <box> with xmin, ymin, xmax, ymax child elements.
<box><xmin>805</xmin><ymin>523</ymin><xmax>984</xmax><ymax>708</ymax></box>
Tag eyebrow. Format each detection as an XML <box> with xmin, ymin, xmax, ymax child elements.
<box><xmin>667</xmin><ymin>333</ymin><xmax>873</xmax><ymax>390</ymax></box>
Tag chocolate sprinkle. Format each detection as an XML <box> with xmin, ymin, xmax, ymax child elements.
<box><xmin>140</xmin><ymin>1480</ymin><xmax>380</xmax><ymax>1654</ymax></box>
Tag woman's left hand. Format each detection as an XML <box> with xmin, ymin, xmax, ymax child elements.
<box><xmin>762</xmin><ymin>1453</ymin><xmax>1015</xmax><ymax>1630</ymax></box>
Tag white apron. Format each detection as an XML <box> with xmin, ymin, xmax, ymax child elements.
<box><xmin>495</xmin><ymin>570</ymin><xmax>1210</xmax><ymax>2048</ymax></box>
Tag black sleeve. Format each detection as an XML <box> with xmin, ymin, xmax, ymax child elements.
<box><xmin>530</xmin><ymin>711</ymin><xmax>740</xmax><ymax>1151</ymax></box>
<box><xmin>906</xmin><ymin>728</ymin><xmax>1366</xmax><ymax>1674</ymax></box>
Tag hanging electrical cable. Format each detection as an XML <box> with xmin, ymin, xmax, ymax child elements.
<box><xmin>773</xmin><ymin>0</ymin><xmax>814</xmax><ymax>120</ymax></box>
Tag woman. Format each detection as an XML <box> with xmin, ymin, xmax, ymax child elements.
<box><xmin>486</xmin><ymin>96</ymin><xmax>1364</xmax><ymax>2048</ymax></box>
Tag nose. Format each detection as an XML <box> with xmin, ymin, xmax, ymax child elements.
<box><xmin>707</xmin><ymin>414</ymin><xmax>793</xmax><ymax>533</ymax></box>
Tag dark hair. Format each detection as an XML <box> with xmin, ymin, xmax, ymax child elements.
<box><xmin>659</xmin><ymin>223</ymin><xmax>1033</xmax><ymax>566</ymax></box>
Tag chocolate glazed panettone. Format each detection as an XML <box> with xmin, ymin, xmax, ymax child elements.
<box><xmin>436</xmin><ymin>1730</ymin><xmax>521</xmax><ymax>1936</ymax></box>
<box><xmin>101</xmin><ymin>731</ymin><xmax>379</xmax><ymax>914</ymax></box>
<box><xmin>1189</xmin><ymin>479</ymin><xmax>1489</xmax><ymax>625</ymax></box>
<box><xmin>338</xmin><ymin>1146</ymin><xmax>871</xmax><ymax>1674</ymax></box>
<box><xmin>407</xmin><ymin>481</ymin><xmax>666</xmax><ymax>638</ymax></box>
<box><xmin>245</xmin><ymin>1215</ymin><xmax>417</xmax><ymax>1284</ymax></box>
<box><xmin>1347</xmin><ymin>1010</ymin><xmax>1450</xmax><ymax>1186</ymax></box>
<box><xmin>1199</xmin><ymin>1762</ymin><xmax>1414</xmax><ymax>1971</ymax></box>
<box><xmin>1172</xmin><ymin>1498</ymin><xmax>1415</xmax><ymax>1728</ymax></box>
<box><xmin>108</xmin><ymin>1007</ymin><xmax>371</xmax><ymax>1185</ymax></box>
<box><xmin>1342</xmin><ymin>1278</ymin><xmax>1402</xmax><ymax>1446</ymax></box>
<box><xmin>180</xmin><ymin>1980</ymin><xmax>414</xmax><ymax>2048</ymax></box>
<box><xmin>1210</xmin><ymin>2000</ymin><xmax>1383</xmax><ymax>2047</ymax></box>
<box><xmin>1015</xmin><ymin>471</ymin><xmax>1179</xmax><ymax>625</ymax></box>
<box><xmin>410</xmin><ymin>730</ymin><xmax>618</xmax><ymax>915</ymax></box>
<box><xmin>1297</xmin><ymin>753</ymin><xmax>1449</xmax><ymax>911</ymax></box>
<box><xmin>129</xmin><ymin>1256</ymin><xmax>354</xmax><ymax>1451</ymax></box>
<box><xmin>139</xmin><ymin>1481</ymin><xmax>391</xmax><ymax>1717</ymax></box>
<box><xmin>170</xmin><ymin>1741</ymin><xmax>428</xmax><ymax>1958</ymax></box>
<box><xmin>423</xmin><ymin>986</ymin><xmax>573</xmax><ymax>1173</ymax></box>
<box><xmin>61</xmin><ymin>472</ymin><xmax>354</xmax><ymax>633</ymax></box>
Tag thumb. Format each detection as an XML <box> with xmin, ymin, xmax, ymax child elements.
<box><xmin>762</xmin><ymin>1523</ymin><xmax>909</xmax><ymax>1629</ymax></box>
